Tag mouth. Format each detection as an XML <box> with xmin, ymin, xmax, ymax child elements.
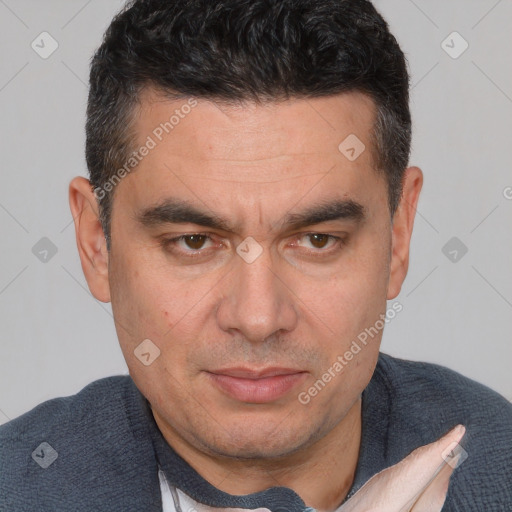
<box><xmin>206</xmin><ymin>367</ymin><xmax>308</xmax><ymax>403</ymax></box>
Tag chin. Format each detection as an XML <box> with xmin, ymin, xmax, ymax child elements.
<box><xmin>198</xmin><ymin>419</ymin><xmax>322</xmax><ymax>460</ymax></box>
<box><xmin>208</xmin><ymin>439</ymin><xmax>302</xmax><ymax>460</ymax></box>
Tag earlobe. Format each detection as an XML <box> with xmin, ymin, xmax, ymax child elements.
<box><xmin>386</xmin><ymin>166</ymin><xmax>423</xmax><ymax>300</ymax></box>
<box><xmin>68</xmin><ymin>177</ymin><xmax>111</xmax><ymax>303</ymax></box>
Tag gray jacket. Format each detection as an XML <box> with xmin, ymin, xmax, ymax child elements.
<box><xmin>1</xmin><ymin>353</ymin><xmax>511</xmax><ymax>511</ymax></box>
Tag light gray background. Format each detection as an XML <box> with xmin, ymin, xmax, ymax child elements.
<box><xmin>0</xmin><ymin>0</ymin><xmax>511</xmax><ymax>425</ymax></box>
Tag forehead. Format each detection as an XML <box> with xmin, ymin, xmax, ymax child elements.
<box><xmin>113</xmin><ymin>87</ymin><xmax>387</xmax><ymax>229</ymax></box>
<box><xmin>131</xmin><ymin>88</ymin><xmax>378</xmax><ymax>179</ymax></box>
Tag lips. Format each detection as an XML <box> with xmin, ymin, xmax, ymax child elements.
<box><xmin>206</xmin><ymin>367</ymin><xmax>307</xmax><ymax>403</ymax></box>
<box><xmin>212</xmin><ymin>367</ymin><xmax>302</xmax><ymax>379</ymax></box>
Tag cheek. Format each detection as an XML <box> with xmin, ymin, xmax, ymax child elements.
<box><xmin>306</xmin><ymin>231</ymin><xmax>390</xmax><ymax>328</ymax></box>
<box><xmin>299</xmin><ymin>235</ymin><xmax>391</xmax><ymax>393</ymax></box>
<box><xmin>109</xmin><ymin>255</ymin><xmax>197</xmax><ymax>404</ymax></box>
<box><xmin>295</xmin><ymin>255</ymin><xmax>387</xmax><ymax>415</ymax></box>
<box><xmin>109</xmin><ymin>250</ymin><xmax>173</xmax><ymax>346</ymax></box>
<box><xmin>109</xmin><ymin>249</ymin><xmax>220</xmax><ymax>373</ymax></box>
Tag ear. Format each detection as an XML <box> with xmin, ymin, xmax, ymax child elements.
<box><xmin>387</xmin><ymin>166</ymin><xmax>423</xmax><ymax>300</ymax></box>
<box><xmin>68</xmin><ymin>177</ymin><xmax>111</xmax><ymax>303</ymax></box>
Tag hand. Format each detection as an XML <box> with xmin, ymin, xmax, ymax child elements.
<box><xmin>339</xmin><ymin>425</ymin><xmax>467</xmax><ymax>512</ymax></box>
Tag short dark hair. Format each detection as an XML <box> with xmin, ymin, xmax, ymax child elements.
<box><xmin>86</xmin><ymin>0</ymin><xmax>411</xmax><ymax>247</ymax></box>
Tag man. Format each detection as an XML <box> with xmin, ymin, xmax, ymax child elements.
<box><xmin>1</xmin><ymin>0</ymin><xmax>511</xmax><ymax>511</ymax></box>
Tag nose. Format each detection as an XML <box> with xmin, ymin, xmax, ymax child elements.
<box><xmin>216</xmin><ymin>246</ymin><xmax>298</xmax><ymax>344</ymax></box>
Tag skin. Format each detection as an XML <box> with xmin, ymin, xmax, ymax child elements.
<box><xmin>69</xmin><ymin>88</ymin><xmax>423</xmax><ymax>511</ymax></box>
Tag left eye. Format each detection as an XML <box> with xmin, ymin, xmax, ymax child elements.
<box><xmin>180</xmin><ymin>234</ymin><xmax>210</xmax><ymax>250</ymax></box>
<box><xmin>296</xmin><ymin>233</ymin><xmax>340</xmax><ymax>250</ymax></box>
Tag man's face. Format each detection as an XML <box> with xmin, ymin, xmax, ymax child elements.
<box><xmin>107</xmin><ymin>89</ymin><xmax>395</xmax><ymax>459</ymax></box>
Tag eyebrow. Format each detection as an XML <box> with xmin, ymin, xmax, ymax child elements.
<box><xmin>279</xmin><ymin>199</ymin><xmax>365</xmax><ymax>231</ymax></box>
<box><xmin>136</xmin><ymin>198</ymin><xmax>366</xmax><ymax>232</ymax></box>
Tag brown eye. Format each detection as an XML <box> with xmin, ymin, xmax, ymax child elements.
<box><xmin>308</xmin><ymin>234</ymin><xmax>330</xmax><ymax>248</ymax></box>
<box><xmin>160</xmin><ymin>233</ymin><xmax>218</xmax><ymax>258</ymax></box>
<box><xmin>183</xmin><ymin>234</ymin><xmax>208</xmax><ymax>249</ymax></box>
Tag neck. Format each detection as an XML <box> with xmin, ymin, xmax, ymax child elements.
<box><xmin>153</xmin><ymin>399</ymin><xmax>362</xmax><ymax>511</ymax></box>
